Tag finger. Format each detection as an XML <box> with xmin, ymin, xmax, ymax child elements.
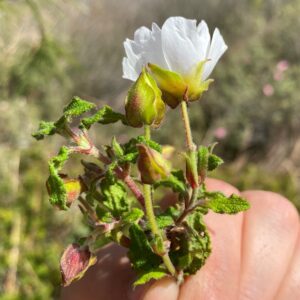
<box><xmin>60</xmin><ymin>243</ymin><xmax>136</xmax><ymax>300</ymax></box>
<box><xmin>239</xmin><ymin>191</ymin><xmax>299</xmax><ymax>300</ymax></box>
<box><xmin>275</xmin><ymin>232</ymin><xmax>300</xmax><ymax>300</ymax></box>
<box><xmin>131</xmin><ymin>277</ymin><xmax>179</xmax><ymax>300</ymax></box>
<box><xmin>179</xmin><ymin>178</ymin><xmax>244</xmax><ymax>300</ymax></box>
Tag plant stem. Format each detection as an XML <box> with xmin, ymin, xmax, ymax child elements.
<box><xmin>144</xmin><ymin>124</ymin><xmax>151</xmax><ymax>140</ymax></box>
<box><xmin>180</xmin><ymin>100</ymin><xmax>195</xmax><ymax>151</ymax></box>
<box><xmin>143</xmin><ymin>125</ymin><xmax>176</xmax><ymax>276</ymax></box>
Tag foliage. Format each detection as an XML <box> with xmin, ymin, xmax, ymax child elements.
<box><xmin>0</xmin><ymin>0</ymin><xmax>299</xmax><ymax>298</ymax></box>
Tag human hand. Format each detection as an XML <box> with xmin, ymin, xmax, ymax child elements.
<box><xmin>60</xmin><ymin>178</ymin><xmax>300</xmax><ymax>300</ymax></box>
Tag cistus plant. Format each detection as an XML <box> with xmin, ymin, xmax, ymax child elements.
<box><xmin>33</xmin><ymin>17</ymin><xmax>250</xmax><ymax>287</ymax></box>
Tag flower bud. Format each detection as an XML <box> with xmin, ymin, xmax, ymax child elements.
<box><xmin>137</xmin><ymin>144</ymin><xmax>171</xmax><ymax>184</ymax></box>
<box><xmin>148</xmin><ymin>61</ymin><xmax>213</xmax><ymax>108</ymax></box>
<box><xmin>47</xmin><ymin>175</ymin><xmax>85</xmax><ymax>207</ymax></box>
<box><xmin>68</xmin><ymin>128</ymin><xmax>99</xmax><ymax>156</ymax></box>
<box><xmin>60</xmin><ymin>243</ymin><xmax>96</xmax><ymax>286</ymax></box>
<box><xmin>185</xmin><ymin>151</ymin><xmax>199</xmax><ymax>189</ymax></box>
<box><xmin>125</xmin><ymin>68</ymin><xmax>166</xmax><ymax>128</ymax></box>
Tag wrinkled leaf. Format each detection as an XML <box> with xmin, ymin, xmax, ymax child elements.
<box><xmin>205</xmin><ymin>192</ymin><xmax>250</xmax><ymax>214</ymax></box>
<box><xmin>46</xmin><ymin>146</ymin><xmax>70</xmax><ymax>210</ymax></box>
<box><xmin>134</xmin><ymin>268</ymin><xmax>168</xmax><ymax>286</ymax></box>
<box><xmin>81</xmin><ymin>105</ymin><xmax>126</xmax><ymax>129</ymax></box>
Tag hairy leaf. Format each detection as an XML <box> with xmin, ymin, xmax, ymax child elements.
<box><xmin>128</xmin><ymin>224</ymin><xmax>161</xmax><ymax>272</ymax></box>
<box><xmin>170</xmin><ymin>211</ymin><xmax>211</xmax><ymax>275</ymax></box>
<box><xmin>205</xmin><ymin>192</ymin><xmax>250</xmax><ymax>214</ymax></box>
<box><xmin>46</xmin><ymin>146</ymin><xmax>70</xmax><ymax>210</ymax></box>
<box><xmin>81</xmin><ymin>105</ymin><xmax>126</xmax><ymax>129</ymax></box>
<box><xmin>100</xmin><ymin>178</ymin><xmax>130</xmax><ymax>217</ymax></box>
<box><xmin>63</xmin><ymin>96</ymin><xmax>95</xmax><ymax>121</ymax></box>
<box><xmin>122</xmin><ymin>208</ymin><xmax>144</xmax><ymax>223</ymax></box>
<box><xmin>32</xmin><ymin>121</ymin><xmax>56</xmax><ymax>140</ymax></box>
<box><xmin>207</xmin><ymin>154</ymin><xmax>224</xmax><ymax>171</ymax></box>
<box><xmin>133</xmin><ymin>268</ymin><xmax>167</xmax><ymax>286</ymax></box>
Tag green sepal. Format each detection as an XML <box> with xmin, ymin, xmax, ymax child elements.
<box><xmin>128</xmin><ymin>223</ymin><xmax>161</xmax><ymax>272</ymax></box>
<box><xmin>148</xmin><ymin>63</ymin><xmax>187</xmax><ymax>108</ymax></box>
<box><xmin>184</xmin><ymin>60</ymin><xmax>214</xmax><ymax>102</ymax></box>
<box><xmin>81</xmin><ymin>105</ymin><xmax>126</xmax><ymax>129</ymax></box>
<box><xmin>46</xmin><ymin>146</ymin><xmax>70</xmax><ymax>210</ymax></box>
<box><xmin>133</xmin><ymin>268</ymin><xmax>168</xmax><ymax>287</ymax></box>
<box><xmin>204</xmin><ymin>192</ymin><xmax>250</xmax><ymax>214</ymax></box>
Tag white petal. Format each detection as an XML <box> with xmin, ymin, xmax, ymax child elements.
<box><xmin>197</xmin><ymin>20</ymin><xmax>211</xmax><ymax>58</ymax></box>
<box><xmin>140</xmin><ymin>22</ymin><xmax>169</xmax><ymax>70</ymax></box>
<box><xmin>134</xmin><ymin>26</ymin><xmax>152</xmax><ymax>44</ymax></box>
<box><xmin>202</xmin><ymin>28</ymin><xmax>228</xmax><ymax>80</ymax></box>
<box><xmin>122</xmin><ymin>57</ymin><xmax>139</xmax><ymax>81</ymax></box>
<box><xmin>161</xmin><ymin>17</ymin><xmax>203</xmax><ymax>74</ymax></box>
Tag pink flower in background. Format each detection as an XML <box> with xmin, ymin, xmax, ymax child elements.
<box><xmin>263</xmin><ymin>84</ymin><xmax>274</xmax><ymax>97</ymax></box>
<box><xmin>214</xmin><ymin>127</ymin><xmax>227</xmax><ymax>139</ymax></box>
<box><xmin>274</xmin><ymin>60</ymin><xmax>289</xmax><ymax>81</ymax></box>
<box><xmin>276</xmin><ymin>60</ymin><xmax>289</xmax><ymax>72</ymax></box>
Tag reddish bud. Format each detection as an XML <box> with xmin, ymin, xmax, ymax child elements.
<box><xmin>60</xmin><ymin>243</ymin><xmax>96</xmax><ymax>286</ymax></box>
<box><xmin>137</xmin><ymin>144</ymin><xmax>171</xmax><ymax>184</ymax></box>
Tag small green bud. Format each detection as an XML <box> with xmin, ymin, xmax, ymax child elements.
<box><xmin>197</xmin><ymin>146</ymin><xmax>209</xmax><ymax>184</ymax></box>
<box><xmin>125</xmin><ymin>68</ymin><xmax>166</xmax><ymax>128</ymax></box>
<box><xmin>137</xmin><ymin>144</ymin><xmax>171</xmax><ymax>184</ymax></box>
<box><xmin>184</xmin><ymin>150</ymin><xmax>199</xmax><ymax>189</ymax></box>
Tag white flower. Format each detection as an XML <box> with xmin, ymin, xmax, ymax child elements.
<box><xmin>122</xmin><ymin>16</ymin><xmax>228</xmax><ymax>82</ymax></box>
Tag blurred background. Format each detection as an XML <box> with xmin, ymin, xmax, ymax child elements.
<box><xmin>0</xmin><ymin>0</ymin><xmax>299</xmax><ymax>298</ymax></box>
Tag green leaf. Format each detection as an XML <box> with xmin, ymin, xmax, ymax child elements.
<box><xmin>100</xmin><ymin>177</ymin><xmax>130</xmax><ymax>217</ymax></box>
<box><xmin>81</xmin><ymin>105</ymin><xmax>126</xmax><ymax>129</ymax></box>
<box><xmin>111</xmin><ymin>136</ymin><xmax>124</xmax><ymax>157</ymax></box>
<box><xmin>33</xmin><ymin>97</ymin><xmax>95</xmax><ymax>140</ymax></box>
<box><xmin>207</xmin><ymin>154</ymin><xmax>223</xmax><ymax>171</ymax></box>
<box><xmin>133</xmin><ymin>268</ymin><xmax>168</xmax><ymax>286</ymax></box>
<box><xmin>121</xmin><ymin>136</ymin><xmax>162</xmax><ymax>165</ymax></box>
<box><xmin>154</xmin><ymin>170</ymin><xmax>186</xmax><ymax>193</ymax></box>
<box><xmin>95</xmin><ymin>205</ymin><xmax>113</xmax><ymax>223</ymax></box>
<box><xmin>205</xmin><ymin>192</ymin><xmax>250</xmax><ymax>214</ymax></box>
<box><xmin>170</xmin><ymin>211</ymin><xmax>211</xmax><ymax>275</ymax></box>
<box><xmin>128</xmin><ymin>224</ymin><xmax>161</xmax><ymax>272</ymax></box>
<box><xmin>122</xmin><ymin>208</ymin><xmax>144</xmax><ymax>223</ymax></box>
<box><xmin>46</xmin><ymin>146</ymin><xmax>70</xmax><ymax>210</ymax></box>
<box><xmin>63</xmin><ymin>96</ymin><xmax>96</xmax><ymax>121</ymax></box>
<box><xmin>32</xmin><ymin>121</ymin><xmax>56</xmax><ymax>140</ymax></box>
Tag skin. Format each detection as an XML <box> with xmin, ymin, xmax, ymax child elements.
<box><xmin>61</xmin><ymin>178</ymin><xmax>300</xmax><ymax>300</ymax></box>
